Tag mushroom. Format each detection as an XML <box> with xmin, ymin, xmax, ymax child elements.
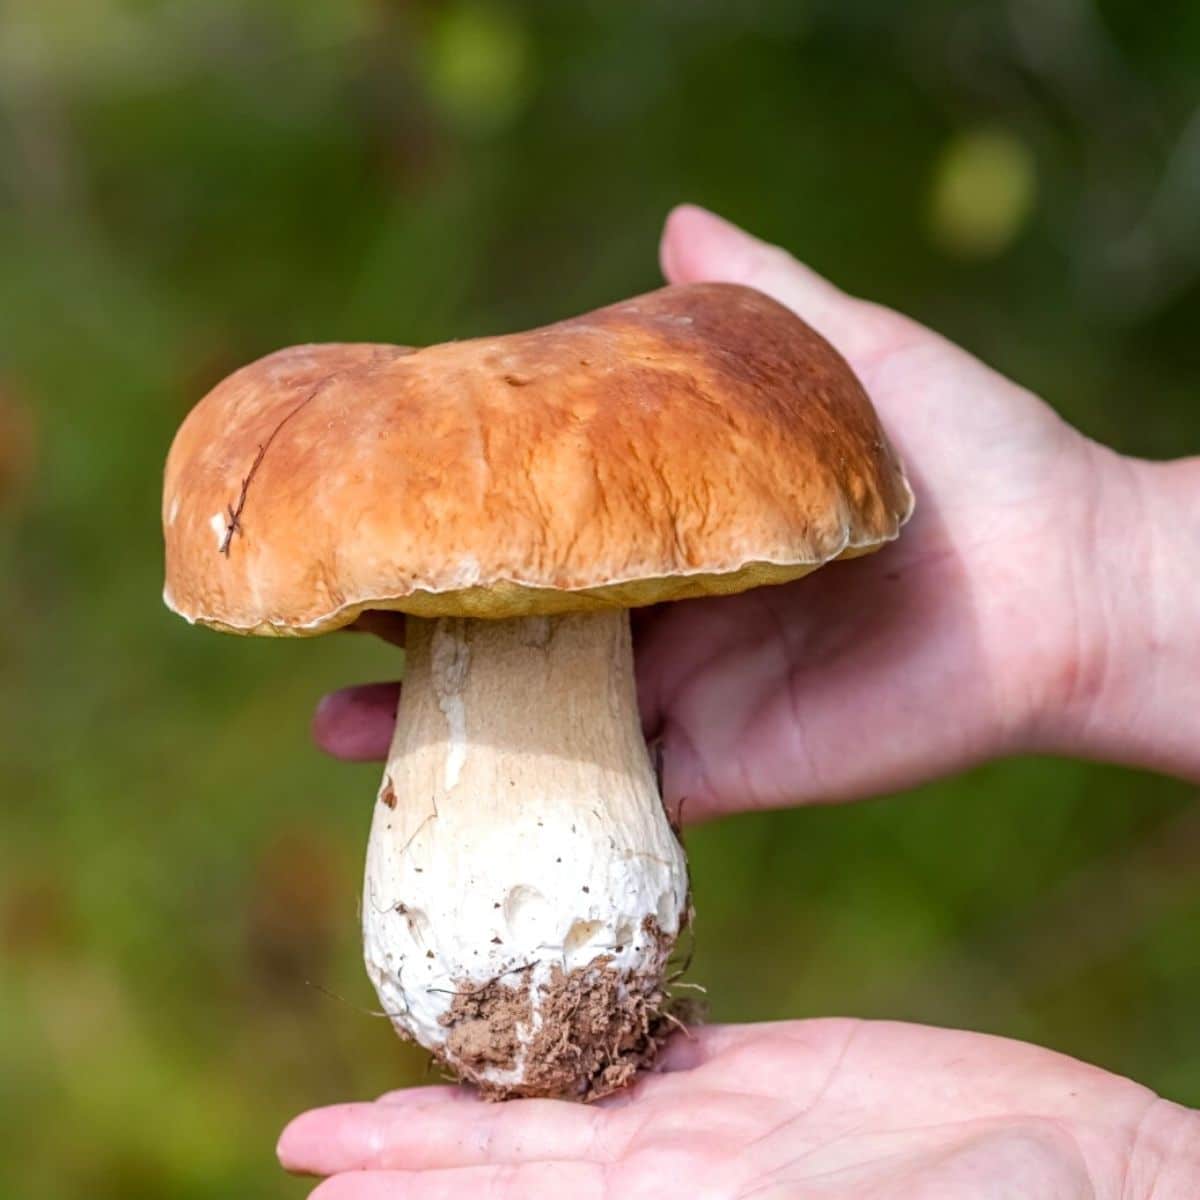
<box><xmin>162</xmin><ymin>282</ymin><xmax>913</xmax><ymax>1099</ymax></box>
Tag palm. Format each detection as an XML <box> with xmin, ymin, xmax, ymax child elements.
<box><xmin>280</xmin><ymin>1019</ymin><xmax>1171</xmax><ymax>1198</ymax></box>
<box><xmin>634</xmin><ymin>266</ymin><xmax>1101</xmax><ymax>817</ymax></box>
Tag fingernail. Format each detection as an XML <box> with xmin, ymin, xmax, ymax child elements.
<box><xmin>276</xmin><ymin>1121</ymin><xmax>305</xmax><ymax>1172</ymax></box>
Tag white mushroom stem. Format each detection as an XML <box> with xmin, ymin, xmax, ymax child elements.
<box><xmin>361</xmin><ymin>609</ymin><xmax>689</xmax><ymax>1097</ymax></box>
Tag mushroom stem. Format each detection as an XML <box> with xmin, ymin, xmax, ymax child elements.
<box><xmin>362</xmin><ymin>609</ymin><xmax>689</xmax><ymax>1098</ymax></box>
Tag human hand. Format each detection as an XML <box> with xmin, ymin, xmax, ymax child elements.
<box><xmin>278</xmin><ymin>1017</ymin><xmax>1199</xmax><ymax>1198</ymax></box>
<box><xmin>313</xmin><ymin>206</ymin><xmax>1200</xmax><ymax>816</ymax></box>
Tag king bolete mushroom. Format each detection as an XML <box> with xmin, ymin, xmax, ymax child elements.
<box><xmin>162</xmin><ymin>282</ymin><xmax>912</xmax><ymax>1099</ymax></box>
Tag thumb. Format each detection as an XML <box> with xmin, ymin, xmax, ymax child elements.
<box><xmin>659</xmin><ymin>204</ymin><xmax>909</xmax><ymax>366</ymax></box>
<box><xmin>312</xmin><ymin>683</ymin><xmax>398</xmax><ymax>761</ymax></box>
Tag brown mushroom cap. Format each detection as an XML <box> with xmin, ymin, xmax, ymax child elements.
<box><xmin>162</xmin><ymin>282</ymin><xmax>913</xmax><ymax>635</ymax></box>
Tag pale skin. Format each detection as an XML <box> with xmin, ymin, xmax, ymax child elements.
<box><xmin>284</xmin><ymin>206</ymin><xmax>1200</xmax><ymax>1198</ymax></box>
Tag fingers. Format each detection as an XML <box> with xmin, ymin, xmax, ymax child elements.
<box><xmin>278</xmin><ymin>1094</ymin><xmax>614</xmax><ymax>1176</ymax></box>
<box><xmin>345</xmin><ymin>611</ymin><xmax>406</xmax><ymax>646</ymax></box>
<box><xmin>278</xmin><ymin>1026</ymin><xmax>748</xmax><ymax>1178</ymax></box>
<box><xmin>633</xmin><ymin>591</ymin><xmax>773</xmax><ymax>821</ymax></box>
<box><xmin>311</xmin><ymin>683</ymin><xmax>399</xmax><ymax>761</ymax></box>
<box><xmin>309</xmin><ymin>1163</ymin><xmax>606</xmax><ymax>1200</ymax></box>
<box><xmin>659</xmin><ymin>204</ymin><xmax>918</xmax><ymax>368</ymax></box>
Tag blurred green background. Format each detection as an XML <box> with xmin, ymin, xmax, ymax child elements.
<box><xmin>2</xmin><ymin>1</ymin><xmax>1198</xmax><ymax>1196</ymax></box>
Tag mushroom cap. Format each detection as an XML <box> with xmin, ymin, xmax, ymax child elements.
<box><xmin>162</xmin><ymin>282</ymin><xmax>913</xmax><ymax>635</ymax></box>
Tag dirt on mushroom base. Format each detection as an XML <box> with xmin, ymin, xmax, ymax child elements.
<box><xmin>440</xmin><ymin>918</ymin><xmax>701</xmax><ymax>1101</ymax></box>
